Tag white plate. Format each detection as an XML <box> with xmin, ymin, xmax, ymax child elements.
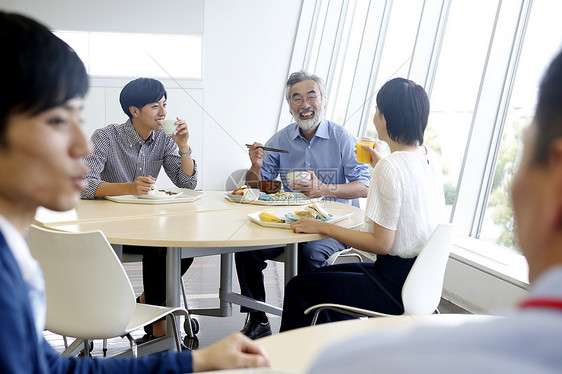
<box><xmin>248</xmin><ymin>208</ymin><xmax>354</xmax><ymax>229</ymax></box>
<box><xmin>138</xmin><ymin>189</ymin><xmax>184</xmax><ymax>200</ymax></box>
<box><xmin>105</xmin><ymin>189</ymin><xmax>204</xmax><ymax>204</ymax></box>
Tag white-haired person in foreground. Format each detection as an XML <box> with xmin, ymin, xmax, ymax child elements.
<box><xmin>307</xmin><ymin>49</ymin><xmax>562</xmax><ymax>374</ymax></box>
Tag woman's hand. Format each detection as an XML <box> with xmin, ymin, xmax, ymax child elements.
<box><xmin>192</xmin><ymin>333</ymin><xmax>271</xmax><ymax>372</ymax></box>
<box><xmin>290</xmin><ymin>217</ymin><xmax>327</xmax><ymax>234</ymax></box>
<box><xmin>362</xmin><ymin>142</ymin><xmax>384</xmax><ymax>167</ymax></box>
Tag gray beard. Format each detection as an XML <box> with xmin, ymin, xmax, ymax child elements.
<box><xmin>296</xmin><ymin>117</ymin><xmax>318</xmax><ymax>130</ymax></box>
<box><xmin>293</xmin><ymin>107</ymin><xmax>325</xmax><ymax>130</ymax></box>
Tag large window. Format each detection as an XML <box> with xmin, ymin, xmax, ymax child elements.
<box><xmin>479</xmin><ymin>0</ymin><xmax>562</xmax><ymax>252</ymax></box>
<box><xmin>428</xmin><ymin>0</ymin><xmax>498</xmax><ymax>215</ymax></box>
<box><xmin>54</xmin><ymin>31</ymin><xmax>202</xmax><ymax>79</ymax></box>
<box><xmin>287</xmin><ymin>0</ymin><xmax>559</xmax><ymax>281</ymax></box>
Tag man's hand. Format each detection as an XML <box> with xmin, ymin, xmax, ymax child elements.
<box><xmin>293</xmin><ymin>171</ymin><xmax>325</xmax><ymax>198</ymax></box>
<box><xmin>171</xmin><ymin>117</ymin><xmax>190</xmax><ymax>151</ymax></box>
<box><xmin>191</xmin><ymin>333</ymin><xmax>271</xmax><ymax>372</ymax></box>
<box><xmin>248</xmin><ymin>142</ymin><xmax>265</xmax><ymax>169</ymax></box>
<box><xmin>129</xmin><ymin>176</ymin><xmax>155</xmax><ymax>195</ymax></box>
<box><xmin>246</xmin><ymin>142</ymin><xmax>265</xmax><ymax>188</ymax></box>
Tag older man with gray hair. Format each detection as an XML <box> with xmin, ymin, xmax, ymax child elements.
<box><xmin>239</xmin><ymin>71</ymin><xmax>371</xmax><ymax>339</ymax></box>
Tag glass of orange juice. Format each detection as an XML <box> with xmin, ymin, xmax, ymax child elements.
<box><xmin>356</xmin><ymin>137</ymin><xmax>376</xmax><ymax>163</ymax></box>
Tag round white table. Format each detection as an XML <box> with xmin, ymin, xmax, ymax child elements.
<box><xmin>34</xmin><ymin>191</ymin><xmax>365</xmax><ymax>355</ymax></box>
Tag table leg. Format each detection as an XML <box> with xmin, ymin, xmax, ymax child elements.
<box><xmin>284</xmin><ymin>243</ymin><xmax>298</xmax><ymax>286</ymax></box>
<box><xmin>166</xmin><ymin>247</ymin><xmax>181</xmax><ymax>307</ymax></box>
<box><xmin>166</xmin><ymin>246</ymin><xmax>181</xmax><ymax>351</ymax></box>
<box><xmin>187</xmin><ymin>244</ymin><xmax>298</xmax><ymax>317</ymax></box>
<box><xmin>219</xmin><ymin>253</ymin><xmax>233</xmax><ymax>317</ymax></box>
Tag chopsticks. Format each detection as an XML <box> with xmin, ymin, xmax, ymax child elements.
<box><xmin>245</xmin><ymin>144</ymin><xmax>289</xmax><ymax>153</ymax></box>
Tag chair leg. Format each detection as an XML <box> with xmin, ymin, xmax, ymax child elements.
<box><xmin>102</xmin><ymin>339</ymin><xmax>107</xmax><ymax>358</ymax></box>
<box><xmin>62</xmin><ymin>338</ymin><xmax>85</xmax><ymax>357</ymax></box>
<box><xmin>180</xmin><ymin>278</ymin><xmax>197</xmax><ymax>337</ymax></box>
<box><xmin>180</xmin><ymin>276</ymin><xmax>188</xmax><ymax>309</ymax></box>
<box><xmin>169</xmin><ymin>315</ymin><xmax>182</xmax><ymax>351</ymax></box>
<box><xmin>63</xmin><ymin>335</ymin><xmax>68</xmax><ymax>349</ymax></box>
<box><xmin>125</xmin><ymin>334</ymin><xmax>137</xmax><ymax>358</ymax></box>
<box><xmin>311</xmin><ymin>309</ymin><xmax>323</xmax><ymax>326</ymax></box>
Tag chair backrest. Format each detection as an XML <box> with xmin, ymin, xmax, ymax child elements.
<box><xmin>401</xmin><ymin>223</ymin><xmax>453</xmax><ymax>316</ymax></box>
<box><xmin>27</xmin><ymin>225</ymin><xmax>136</xmax><ymax>339</ymax></box>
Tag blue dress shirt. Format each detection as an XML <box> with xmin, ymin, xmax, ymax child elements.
<box><xmin>261</xmin><ymin>119</ymin><xmax>370</xmax><ymax>206</ymax></box>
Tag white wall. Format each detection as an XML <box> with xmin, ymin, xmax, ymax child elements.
<box><xmin>1</xmin><ymin>0</ymin><xmax>302</xmax><ymax>190</ymax></box>
<box><xmin>443</xmin><ymin>256</ymin><xmax>528</xmax><ymax>314</ymax></box>
<box><xmin>201</xmin><ymin>0</ymin><xmax>302</xmax><ymax>190</ymax></box>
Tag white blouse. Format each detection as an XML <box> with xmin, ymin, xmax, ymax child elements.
<box><xmin>364</xmin><ymin>147</ymin><xmax>445</xmax><ymax>258</ymax></box>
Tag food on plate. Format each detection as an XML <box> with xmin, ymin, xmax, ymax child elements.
<box><xmin>259</xmin><ymin>209</ymin><xmax>285</xmax><ymax>223</ymax></box>
<box><xmin>232</xmin><ymin>186</ymin><xmax>252</xmax><ymax>195</ymax></box>
<box><xmin>289</xmin><ymin>203</ymin><xmax>331</xmax><ymax>220</ymax></box>
<box><xmin>147</xmin><ymin>189</ymin><xmax>180</xmax><ymax>197</ymax></box>
<box><xmin>266</xmin><ymin>191</ymin><xmax>296</xmax><ymax>200</ymax></box>
<box><xmin>259</xmin><ymin>180</ymin><xmax>282</xmax><ymax>194</ymax></box>
<box><xmin>306</xmin><ymin>202</ymin><xmax>330</xmax><ymax>219</ymax></box>
<box><xmin>293</xmin><ymin>210</ymin><xmax>315</xmax><ymax>219</ymax></box>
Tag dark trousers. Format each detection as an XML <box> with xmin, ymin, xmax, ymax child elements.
<box><xmin>123</xmin><ymin>245</ymin><xmax>193</xmax><ymax>307</ymax></box>
<box><xmin>280</xmin><ymin>255</ymin><xmax>416</xmax><ymax>332</ymax></box>
<box><xmin>235</xmin><ymin>238</ymin><xmax>347</xmax><ymax>313</ymax></box>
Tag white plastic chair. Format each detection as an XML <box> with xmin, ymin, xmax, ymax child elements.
<box><xmin>28</xmin><ymin>225</ymin><xmax>188</xmax><ymax>357</ymax></box>
<box><xmin>304</xmin><ymin>223</ymin><xmax>454</xmax><ymax>325</ymax></box>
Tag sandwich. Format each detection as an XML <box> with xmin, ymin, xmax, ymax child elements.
<box><xmin>293</xmin><ymin>210</ymin><xmax>316</xmax><ymax>219</ymax></box>
<box><xmin>302</xmin><ymin>202</ymin><xmax>330</xmax><ymax>219</ymax></box>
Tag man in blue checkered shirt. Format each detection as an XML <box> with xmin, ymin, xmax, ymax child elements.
<box><xmin>81</xmin><ymin>78</ymin><xmax>196</xmax><ymax>345</ymax></box>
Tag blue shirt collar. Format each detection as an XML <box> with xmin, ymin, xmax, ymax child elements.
<box><xmin>290</xmin><ymin>118</ymin><xmax>330</xmax><ymax>141</ymax></box>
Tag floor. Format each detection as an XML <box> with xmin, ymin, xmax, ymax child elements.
<box><xmin>43</xmin><ymin>254</ymin><xmax>468</xmax><ymax>357</ymax></box>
